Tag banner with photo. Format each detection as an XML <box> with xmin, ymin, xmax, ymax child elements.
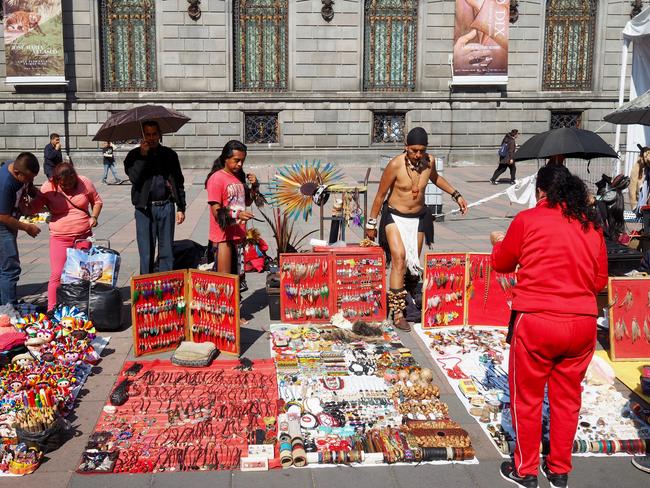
<box><xmin>3</xmin><ymin>0</ymin><xmax>66</xmax><ymax>84</ymax></box>
<box><xmin>452</xmin><ymin>0</ymin><xmax>509</xmax><ymax>85</ymax></box>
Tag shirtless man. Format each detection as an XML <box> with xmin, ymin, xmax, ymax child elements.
<box><xmin>365</xmin><ymin>127</ymin><xmax>468</xmax><ymax>331</ymax></box>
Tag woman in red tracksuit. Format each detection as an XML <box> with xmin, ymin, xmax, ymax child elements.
<box><xmin>491</xmin><ymin>164</ymin><xmax>608</xmax><ymax>488</ymax></box>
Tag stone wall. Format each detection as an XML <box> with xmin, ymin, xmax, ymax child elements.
<box><xmin>0</xmin><ymin>0</ymin><xmax>636</xmax><ymax>168</ymax></box>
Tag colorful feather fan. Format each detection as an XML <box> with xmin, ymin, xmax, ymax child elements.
<box><xmin>266</xmin><ymin>160</ymin><xmax>342</xmax><ymax>221</ymax></box>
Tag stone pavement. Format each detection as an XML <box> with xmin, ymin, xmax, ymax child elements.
<box><xmin>8</xmin><ymin>162</ymin><xmax>649</xmax><ymax>488</ymax></box>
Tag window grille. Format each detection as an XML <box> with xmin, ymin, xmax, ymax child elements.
<box><xmin>100</xmin><ymin>0</ymin><xmax>157</xmax><ymax>92</ymax></box>
<box><xmin>245</xmin><ymin>113</ymin><xmax>279</xmax><ymax>144</ymax></box>
<box><xmin>234</xmin><ymin>0</ymin><xmax>288</xmax><ymax>91</ymax></box>
<box><xmin>550</xmin><ymin>111</ymin><xmax>582</xmax><ymax>129</ymax></box>
<box><xmin>363</xmin><ymin>0</ymin><xmax>417</xmax><ymax>91</ymax></box>
<box><xmin>542</xmin><ymin>0</ymin><xmax>597</xmax><ymax>91</ymax></box>
<box><xmin>372</xmin><ymin>112</ymin><xmax>406</xmax><ymax>143</ymax></box>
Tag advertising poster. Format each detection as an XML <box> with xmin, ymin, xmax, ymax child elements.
<box><xmin>453</xmin><ymin>0</ymin><xmax>509</xmax><ymax>84</ymax></box>
<box><xmin>3</xmin><ymin>0</ymin><xmax>66</xmax><ymax>84</ymax></box>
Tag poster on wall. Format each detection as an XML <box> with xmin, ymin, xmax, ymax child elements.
<box><xmin>2</xmin><ymin>0</ymin><xmax>66</xmax><ymax>84</ymax></box>
<box><xmin>452</xmin><ymin>0</ymin><xmax>509</xmax><ymax>85</ymax></box>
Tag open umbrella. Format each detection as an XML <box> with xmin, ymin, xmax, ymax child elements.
<box><xmin>513</xmin><ymin>127</ymin><xmax>618</xmax><ymax>162</ymax></box>
<box><xmin>604</xmin><ymin>89</ymin><xmax>650</xmax><ymax>126</ymax></box>
<box><xmin>92</xmin><ymin>105</ymin><xmax>191</xmax><ymax>142</ymax></box>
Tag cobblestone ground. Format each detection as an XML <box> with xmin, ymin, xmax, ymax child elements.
<box><xmin>10</xmin><ymin>162</ymin><xmax>647</xmax><ymax>488</ymax></box>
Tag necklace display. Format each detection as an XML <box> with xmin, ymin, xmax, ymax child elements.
<box><xmin>466</xmin><ymin>254</ymin><xmax>517</xmax><ymax>327</ymax></box>
<box><xmin>131</xmin><ymin>270</ymin><xmax>240</xmax><ymax>357</ymax></box>
<box><xmin>131</xmin><ymin>271</ymin><xmax>188</xmax><ymax>356</ymax></box>
<box><xmin>280</xmin><ymin>247</ymin><xmax>387</xmax><ymax>323</ymax></box>
<box><xmin>188</xmin><ymin>271</ymin><xmax>240</xmax><ymax>356</ymax></box>
<box><xmin>423</xmin><ymin>253</ymin><xmax>466</xmax><ymax>328</ymax></box>
<box><xmin>78</xmin><ymin>359</ymin><xmax>279</xmax><ymax>473</ymax></box>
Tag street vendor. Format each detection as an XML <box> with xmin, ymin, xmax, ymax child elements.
<box><xmin>365</xmin><ymin>127</ymin><xmax>468</xmax><ymax>331</ymax></box>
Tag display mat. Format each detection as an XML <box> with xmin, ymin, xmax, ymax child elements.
<box><xmin>594</xmin><ymin>350</ymin><xmax>650</xmax><ymax>404</ymax></box>
<box><xmin>414</xmin><ymin>325</ymin><xmax>650</xmax><ymax>458</ymax></box>
<box><xmin>269</xmin><ymin>322</ymin><xmax>478</xmax><ymax>467</ymax></box>
<box><xmin>77</xmin><ymin>359</ymin><xmax>279</xmax><ymax>473</ymax></box>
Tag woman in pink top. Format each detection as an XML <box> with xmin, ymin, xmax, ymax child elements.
<box><xmin>205</xmin><ymin>140</ymin><xmax>258</xmax><ymax>275</ymax></box>
<box><xmin>30</xmin><ymin>163</ymin><xmax>103</xmax><ymax>311</ymax></box>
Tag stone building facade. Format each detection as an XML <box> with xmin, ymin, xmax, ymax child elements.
<box><xmin>0</xmin><ymin>1</ymin><xmax>636</xmax><ymax>168</ymax></box>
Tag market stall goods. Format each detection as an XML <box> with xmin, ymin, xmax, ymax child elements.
<box><xmin>414</xmin><ymin>325</ymin><xmax>650</xmax><ymax>457</ymax></box>
<box><xmin>78</xmin><ymin>359</ymin><xmax>279</xmax><ymax>473</ymax></box>
<box><xmin>421</xmin><ymin>252</ymin><xmax>516</xmax><ymax>328</ymax></box>
<box><xmin>270</xmin><ymin>321</ymin><xmax>476</xmax><ymax>466</ymax></box>
<box><xmin>0</xmin><ymin>307</ymin><xmax>108</xmax><ymax>476</ymax></box>
<box><xmin>131</xmin><ymin>270</ymin><xmax>240</xmax><ymax>357</ymax></box>
<box><xmin>609</xmin><ymin>277</ymin><xmax>650</xmax><ymax>361</ymax></box>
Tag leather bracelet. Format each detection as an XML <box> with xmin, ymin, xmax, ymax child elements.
<box><xmin>451</xmin><ymin>190</ymin><xmax>462</xmax><ymax>202</ymax></box>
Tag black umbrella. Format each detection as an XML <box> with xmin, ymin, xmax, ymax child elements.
<box><xmin>92</xmin><ymin>105</ymin><xmax>191</xmax><ymax>142</ymax></box>
<box><xmin>603</xmin><ymin>89</ymin><xmax>650</xmax><ymax>126</ymax></box>
<box><xmin>513</xmin><ymin>127</ymin><xmax>618</xmax><ymax>162</ymax></box>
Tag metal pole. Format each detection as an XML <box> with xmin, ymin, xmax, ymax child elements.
<box><xmin>614</xmin><ymin>38</ymin><xmax>630</xmax><ymax>175</ymax></box>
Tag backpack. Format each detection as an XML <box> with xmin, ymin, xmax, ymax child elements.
<box><xmin>498</xmin><ymin>142</ymin><xmax>508</xmax><ymax>158</ymax></box>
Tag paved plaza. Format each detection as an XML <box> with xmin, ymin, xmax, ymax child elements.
<box><xmin>7</xmin><ymin>161</ymin><xmax>648</xmax><ymax>488</ymax></box>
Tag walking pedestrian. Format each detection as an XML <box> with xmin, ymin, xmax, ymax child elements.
<box><xmin>205</xmin><ymin>140</ymin><xmax>259</xmax><ymax>291</ymax></box>
<box><xmin>490</xmin><ymin>164</ymin><xmax>607</xmax><ymax>488</ymax></box>
<box><xmin>101</xmin><ymin>141</ymin><xmax>122</xmax><ymax>184</ymax></box>
<box><xmin>491</xmin><ymin>129</ymin><xmax>518</xmax><ymax>185</ymax></box>
<box><xmin>26</xmin><ymin>163</ymin><xmax>103</xmax><ymax>311</ymax></box>
<box><xmin>0</xmin><ymin>153</ymin><xmax>41</xmax><ymax>305</ymax></box>
<box><xmin>124</xmin><ymin>121</ymin><xmax>186</xmax><ymax>275</ymax></box>
<box><xmin>365</xmin><ymin>127</ymin><xmax>468</xmax><ymax>331</ymax></box>
<box><xmin>44</xmin><ymin>133</ymin><xmax>63</xmax><ymax>180</ymax></box>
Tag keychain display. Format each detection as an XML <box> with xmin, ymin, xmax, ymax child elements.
<box><xmin>188</xmin><ymin>271</ymin><xmax>240</xmax><ymax>356</ymax></box>
<box><xmin>609</xmin><ymin>277</ymin><xmax>650</xmax><ymax>361</ymax></box>
<box><xmin>331</xmin><ymin>246</ymin><xmax>386</xmax><ymax>321</ymax></box>
<box><xmin>280</xmin><ymin>253</ymin><xmax>332</xmax><ymax>323</ymax></box>
<box><xmin>131</xmin><ymin>271</ymin><xmax>188</xmax><ymax>357</ymax></box>
<box><xmin>422</xmin><ymin>253</ymin><xmax>467</xmax><ymax>328</ymax></box>
<box><xmin>465</xmin><ymin>253</ymin><xmax>516</xmax><ymax>327</ymax></box>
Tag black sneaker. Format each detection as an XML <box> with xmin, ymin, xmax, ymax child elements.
<box><xmin>500</xmin><ymin>461</ymin><xmax>538</xmax><ymax>488</ymax></box>
<box><xmin>632</xmin><ymin>455</ymin><xmax>650</xmax><ymax>474</ymax></box>
<box><xmin>239</xmin><ymin>279</ymin><xmax>248</xmax><ymax>293</ymax></box>
<box><xmin>541</xmin><ymin>460</ymin><xmax>568</xmax><ymax>488</ymax></box>
<box><xmin>490</xmin><ymin>179</ymin><xmax>498</xmax><ymax>185</ymax></box>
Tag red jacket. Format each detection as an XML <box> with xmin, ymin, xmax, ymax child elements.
<box><xmin>491</xmin><ymin>198</ymin><xmax>608</xmax><ymax>316</ymax></box>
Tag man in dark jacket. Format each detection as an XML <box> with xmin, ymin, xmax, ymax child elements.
<box><xmin>490</xmin><ymin>129</ymin><xmax>518</xmax><ymax>185</ymax></box>
<box><xmin>124</xmin><ymin>121</ymin><xmax>186</xmax><ymax>274</ymax></box>
<box><xmin>43</xmin><ymin>133</ymin><xmax>63</xmax><ymax>180</ymax></box>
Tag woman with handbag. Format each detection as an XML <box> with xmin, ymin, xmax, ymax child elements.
<box><xmin>27</xmin><ymin>162</ymin><xmax>103</xmax><ymax>311</ymax></box>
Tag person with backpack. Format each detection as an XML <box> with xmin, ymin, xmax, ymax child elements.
<box><xmin>490</xmin><ymin>129</ymin><xmax>519</xmax><ymax>185</ymax></box>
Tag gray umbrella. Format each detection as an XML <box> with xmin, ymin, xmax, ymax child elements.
<box><xmin>604</xmin><ymin>89</ymin><xmax>650</xmax><ymax>126</ymax></box>
<box><xmin>92</xmin><ymin>105</ymin><xmax>191</xmax><ymax>141</ymax></box>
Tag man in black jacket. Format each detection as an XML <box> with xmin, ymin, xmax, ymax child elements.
<box><xmin>124</xmin><ymin>121</ymin><xmax>186</xmax><ymax>274</ymax></box>
<box><xmin>490</xmin><ymin>129</ymin><xmax>518</xmax><ymax>185</ymax></box>
<box><xmin>43</xmin><ymin>133</ymin><xmax>63</xmax><ymax>180</ymax></box>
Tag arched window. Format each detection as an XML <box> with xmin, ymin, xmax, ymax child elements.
<box><xmin>234</xmin><ymin>0</ymin><xmax>288</xmax><ymax>91</ymax></box>
<box><xmin>363</xmin><ymin>0</ymin><xmax>418</xmax><ymax>91</ymax></box>
<box><xmin>99</xmin><ymin>0</ymin><xmax>157</xmax><ymax>91</ymax></box>
<box><xmin>542</xmin><ymin>0</ymin><xmax>597</xmax><ymax>91</ymax></box>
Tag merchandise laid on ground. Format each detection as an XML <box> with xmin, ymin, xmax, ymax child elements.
<box><xmin>269</xmin><ymin>319</ymin><xmax>477</xmax><ymax>467</ymax></box>
<box><xmin>78</xmin><ymin>359</ymin><xmax>279</xmax><ymax>473</ymax></box>
<box><xmin>413</xmin><ymin>325</ymin><xmax>650</xmax><ymax>457</ymax></box>
<box><xmin>0</xmin><ymin>306</ymin><xmax>109</xmax><ymax>476</ymax></box>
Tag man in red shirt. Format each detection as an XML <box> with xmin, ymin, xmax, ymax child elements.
<box><xmin>491</xmin><ymin>165</ymin><xmax>607</xmax><ymax>488</ymax></box>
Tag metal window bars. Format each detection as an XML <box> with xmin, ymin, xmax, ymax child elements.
<box><xmin>100</xmin><ymin>0</ymin><xmax>157</xmax><ymax>92</ymax></box>
<box><xmin>245</xmin><ymin>112</ymin><xmax>279</xmax><ymax>144</ymax></box>
<box><xmin>542</xmin><ymin>0</ymin><xmax>597</xmax><ymax>91</ymax></box>
<box><xmin>372</xmin><ymin>112</ymin><xmax>406</xmax><ymax>143</ymax></box>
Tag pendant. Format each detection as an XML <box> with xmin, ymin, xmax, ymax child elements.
<box><xmin>412</xmin><ymin>186</ymin><xmax>419</xmax><ymax>198</ymax></box>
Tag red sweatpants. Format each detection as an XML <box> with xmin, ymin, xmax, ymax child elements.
<box><xmin>509</xmin><ymin>312</ymin><xmax>596</xmax><ymax>476</ymax></box>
